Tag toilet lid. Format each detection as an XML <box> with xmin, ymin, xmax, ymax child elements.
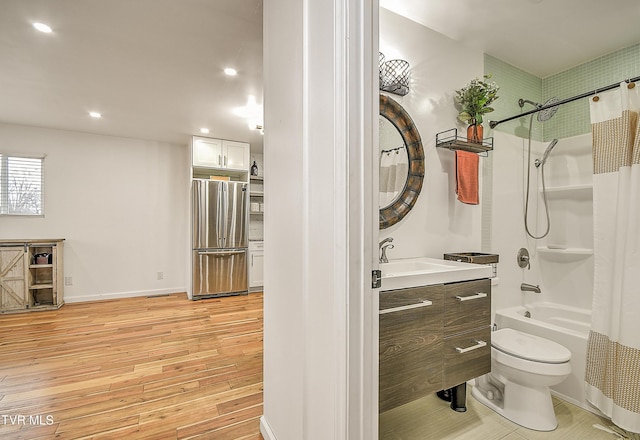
<box><xmin>492</xmin><ymin>328</ymin><xmax>571</xmax><ymax>364</ymax></box>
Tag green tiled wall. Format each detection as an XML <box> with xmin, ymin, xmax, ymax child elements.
<box><xmin>484</xmin><ymin>54</ymin><xmax>543</xmax><ymax>141</ymax></box>
<box><xmin>544</xmin><ymin>44</ymin><xmax>640</xmax><ymax>141</ymax></box>
<box><xmin>486</xmin><ymin>43</ymin><xmax>640</xmax><ymax>142</ymax></box>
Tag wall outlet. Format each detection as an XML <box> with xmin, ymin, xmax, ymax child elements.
<box><xmin>157</xmin><ymin>272</ymin><xmax>164</xmax><ymax>280</ymax></box>
<box><xmin>64</xmin><ymin>276</ymin><xmax>73</xmax><ymax>286</ymax></box>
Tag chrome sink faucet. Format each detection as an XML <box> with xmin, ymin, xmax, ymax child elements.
<box><xmin>521</xmin><ymin>283</ymin><xmax>541</xmax><ymax>293</ymax></box>
<box><xmin>379</xmin><ymin>237</ymin><xmax>394</xmax><ymax>264</ymax></box>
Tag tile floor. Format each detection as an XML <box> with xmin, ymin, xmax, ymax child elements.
<box><xmin>379</xmin><ymin>385</ymin><xmax>619</xmax><ymax>440</ymax></box>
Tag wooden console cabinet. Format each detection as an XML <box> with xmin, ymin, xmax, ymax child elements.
<box><xmin>0</xmin><ymin>239</ymin><xmax>64</xmax><ymax>313</ymax></box>
<box><xmin>379</xmin><ymin>278</ymin><xmax>491</xmax><ymax>413</ymax></box>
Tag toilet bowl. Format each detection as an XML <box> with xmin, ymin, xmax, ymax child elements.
<box><xmin>471</xmin><ymin>328</ymin><xmax>571</xmax><ymax>431</ymax></box>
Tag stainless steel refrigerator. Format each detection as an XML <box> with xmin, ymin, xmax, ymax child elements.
<box><xmin>192</xmin><ymin>179</ymin><xmax>248</xmax><ymax>298</ymax></box>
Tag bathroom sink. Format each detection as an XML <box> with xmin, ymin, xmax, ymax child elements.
<box><xmin>380</xmin><ymin>257</ymin><xmax>493</xmax><ymax>291</ymax></box>
<box><xmin>382</xmin><ymin>259</ymin><xmax>454</xmax><ymax>275</ymax></box>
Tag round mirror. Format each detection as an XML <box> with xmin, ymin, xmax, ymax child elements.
<box><xmin>379</xmin><ymin>115</ymin><xmax>408</xmax><ymax>207</ymax></box>
<box><xmin>379</xmin><ymin>94</ymin><xmax>424</xmax><ymax>229</ymax></box>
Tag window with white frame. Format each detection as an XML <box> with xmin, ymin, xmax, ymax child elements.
<box><xmin>0</xmin><ymin>154</ymin><xmax>44</xmax><ymax>216</ymax></box>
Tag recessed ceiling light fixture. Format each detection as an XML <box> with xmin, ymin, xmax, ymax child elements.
<box><xmin>89</xmin><ymin>111</ymin><xmax>102</xmax><ymax>118</ymax></box>
<box><xmin>33</xmin><ymin>22</ymin><xmax>52</xmax><ymax>33</ymax></box>
<box><xmin>200</xmin><ymin>128</ymin><xmax>210</xmax><ymax>134</ymax></box>
<box><xmin>224</xmin><ymin>68</ymin><xmax>237</xmax><ymax>76</ymax></box>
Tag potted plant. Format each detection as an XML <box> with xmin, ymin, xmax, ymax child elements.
<box><xmin>455</xmin><ymin>74</ymin><xmax>499</xmax><ymax>143</ymax></box>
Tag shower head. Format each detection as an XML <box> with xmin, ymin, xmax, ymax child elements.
<box><xmin>535</xmin><ymin>139</ymin><xmax>559</xmax><ymax>168</ymax></box>
<box><xmin>518</xmin><ymin>97</ymin><xmax>561</xmax><ymax>122</ymax></box>
<box><xmin>537</xmin><ymin>97</ymin><xmax>560</xmax><ymax>122</ymax></box>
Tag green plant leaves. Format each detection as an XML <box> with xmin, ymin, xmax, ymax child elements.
<box><xmin>455</xmin><ymin>74</ymin><xmax>499</xmax><ymax>125</ymax></box>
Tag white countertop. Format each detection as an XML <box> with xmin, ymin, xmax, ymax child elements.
<box><xmin>380</xmin><ymin>257</ymin><xmax>493</xmax><ymax>291</ymax></box>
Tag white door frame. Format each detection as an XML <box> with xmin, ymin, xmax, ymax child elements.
<box><xmin>261</xmin><ymin>0</ymin><xmax>378</xmax><ymax>438</ymax></box>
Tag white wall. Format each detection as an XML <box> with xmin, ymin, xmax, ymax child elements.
<box><xmin>0</xmin><ymin>123</ymin><xmax>189</xmax><ymax>302</ymax></box>
<box><xmin>378</xmin><ymin>9</ymin><xmax>485</xmax><ymax>259</ymax></box>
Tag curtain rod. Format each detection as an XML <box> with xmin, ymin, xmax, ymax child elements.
<box><xmin>489</xmin><ymin>75</ymin><xmax>640</xmax><ymax>129</ymax></box>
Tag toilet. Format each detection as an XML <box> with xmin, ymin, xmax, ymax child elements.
<box><xmin>471</xmin><ymin>328</ymin><xmax>572</xmax><ymax>431</ymax></box>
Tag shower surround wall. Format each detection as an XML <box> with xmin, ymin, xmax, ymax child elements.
<box><xmin>484</xmin><ymin>46</ymin><xmax>639</xmax><ymax>315</ymax></box>
<box><xmin>489</xmin><ymin>131</ymin><xmax>594</xmax><ymax>310</ymax></box>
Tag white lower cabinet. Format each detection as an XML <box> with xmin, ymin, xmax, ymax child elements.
<box><xmin>249</xmin><ymin>241</ymin><xmax>264</xmax><ymax>290</ymax></box>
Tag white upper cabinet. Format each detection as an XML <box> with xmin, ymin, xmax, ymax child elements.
<box><xmin>192</xmin><ymin>137</ymin><xmax>250</xmax><ymax>171</ymax></box>
<box><xmin>193</xmin><ymin>137</ymin><xmax>224</xmax><ymax>168</ymax></box>
<box><xmin>223</xmin><ymin>140</ymin><xmax>250</xmax><ymax>171</ymax></box>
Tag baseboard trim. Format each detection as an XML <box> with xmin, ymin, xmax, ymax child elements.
<box><xmin>260</xmin><ymin>415</ymin><xmax>277</xmax><ymax>440</ymax></box>
<box><xmin>64</xmin><ymin>287</ymin><xmax>187</xmax><ymax>303</ymax></box>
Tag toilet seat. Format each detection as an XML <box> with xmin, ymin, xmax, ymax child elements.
<box><xmin>492</xmin><ymin>328</ymin><xmax>571</xmax><ymax>364</ymax></box>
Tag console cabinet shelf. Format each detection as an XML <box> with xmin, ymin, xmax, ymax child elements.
<box><xmin>0</xmin><ymin>239</ymin><xmax>64</xmax><ymax>313</ymax></box>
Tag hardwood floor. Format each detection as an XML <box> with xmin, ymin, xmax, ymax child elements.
<box><xmin>0</xmin><ymin>292</ymin><xmax>264</xmax><ymax>440</ymax></box>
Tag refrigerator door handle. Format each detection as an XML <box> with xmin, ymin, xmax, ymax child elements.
<box><xmin>197</xmin><ymin>250</ymin><xmax>245</xmax><ymax>256</ymax></box>
<box><xmin>221</xmin><ymin>182</ymin><xmax>228</xmax><ymax>245</ymax></box>
<box><xmin>217</xmin><ymin>183</ymin><xmax>224</xmax><ymax>247</ymax></box>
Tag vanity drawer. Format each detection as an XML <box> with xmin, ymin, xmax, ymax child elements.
<box><xmin>379</xmin><ymin>284</ymin><xmax>444</xmax><ymax>313</ymax></box>
<box><xmin>444</xmin><ymin>279</ymin><xmax>491</xmax><ymax>336</ymax></box>
<box><xmin>443</xmin><ymin>327</ymin><xmax>491</xmax><ymax>390</ymax></box>
<box><xmin>379</xmin><ymin>285</ymin><xmax>444</xmax><ymax>413</ymax></box>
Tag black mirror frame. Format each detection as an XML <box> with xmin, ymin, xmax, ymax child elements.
<box><xmin>379</xmin><ymin>94</ymin><xmax>425</xmax><ymax>229</ymax></box>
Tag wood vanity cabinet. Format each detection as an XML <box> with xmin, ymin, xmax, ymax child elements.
<box><xmin>379</xmin><ymin>278</ymin><xmax>491</xmax><ymax>413</ymax></box>
<box><xmin>443</xmin><ymin>278</ymin><xmax>491</xmax><ymax>389</ymax></box>
<box><xmin>379</xmin><ymin>285</ymin><xmax>444</xmax><ymax>413</ymax></box>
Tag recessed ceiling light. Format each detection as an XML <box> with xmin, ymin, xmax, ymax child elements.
<box><xmin>89</xmin><ymin>111</ymin><xmax>102</xmax><ymax>118</ymax></box>
<box><xmin>33</xmin><ymin>22</ymin><xmax>52</xmax><ymax>33</ymax></box>
<box><xmin>224</xmin><ymin>68</ymin><xmax>237</xmax><ymax>76</ymax></box>
<box><xmin>200</xmin><ymin>128</ymin><xmax>210</xmax><ymax>134</ymax></box>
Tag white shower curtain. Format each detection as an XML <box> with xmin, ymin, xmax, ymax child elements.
<box><xmin>379</xmin><ymin>148</ymin><xmax>408</xmax><ymax>207</ymax></box>
<box><xmin>585</xmin><ymin>83</ymin><xmax>640</xmax><ymax>434</ymax></box>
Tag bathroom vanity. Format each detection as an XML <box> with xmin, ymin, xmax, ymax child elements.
<box><xmin>378</xmin><ymin>258</ymin><xmax>492</xmax><ymax>413</ymax></box>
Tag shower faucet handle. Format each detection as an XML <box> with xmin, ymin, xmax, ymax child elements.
<box><xmin>517</xmin><ymin>248</ymin><xmax>531</xmax><ymax>270</ymax></box>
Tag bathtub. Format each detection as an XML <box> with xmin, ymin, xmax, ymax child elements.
<box><xmin>495</xmin><ymin>302</ymin><xmax>593</xmax><ymax>412</ymax></box>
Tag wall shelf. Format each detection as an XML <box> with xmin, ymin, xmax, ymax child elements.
<box><xmin>537</xmin><ymin>246</ymin><xmax>593</xmax><ymax>261</ymax></box>
<box><xmin>436</xmin><ymin>128</ymin><xmax>493</xmax><ymax>156</ymax></box>
<box><xmin>542</xmin><ymin>183</ymin><xmax>593</xmax><ymax>199</ymax></box>
<box><xmin>30</xmin><ymin>284</ymin><xmax>54</xmax><ymax>290</ymax></box>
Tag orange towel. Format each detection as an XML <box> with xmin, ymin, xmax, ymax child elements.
<box><xmin>455</xmin><ymin>150</ymin><xmax>479</xmax><ymax>205</ymax></box>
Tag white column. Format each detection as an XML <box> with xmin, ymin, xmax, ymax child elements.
<box><xmin>261</xmin><ymin>0</ymin><xmax>377</xmax><ymax>438</ymax></box>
